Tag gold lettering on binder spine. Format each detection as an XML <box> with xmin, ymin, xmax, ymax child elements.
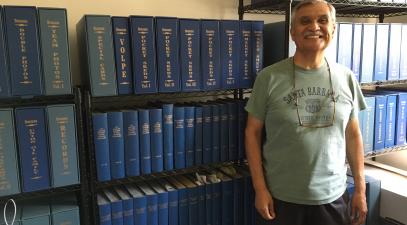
<box><xmin>0</xmin><ymin>122</ymin><xmax>10</xmax><ymax>190</ymax></box>
<box><xmin>226</xmin><ymin>30</ymin><xmax>235</xmax><ymax>85</ymax></box>
<box><xmin>15</xmin><ymin>19</ymin><xmax>32</xmax><ymax>84</ymax></box>
<box><xmin>48</xmin><ymin>20</ymin><xmax>64</xmax><ymax>89</ymax></box>
<box><xmin>163</xmin><ymin>29</ymin><xmax>175</xmax><ymax>87</ymax></box>
<box><xmin>138</xmin><ymin>27</ymin><xmax>151</xmax><ymax>88</ymax></box>
<box><xmin>57</xmin><ymin>117</ymin><xmax>70</xmax><ymax>173</ymax></box>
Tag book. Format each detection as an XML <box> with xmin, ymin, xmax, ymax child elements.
<box><xmin>219</xmin><ymin>166</ymin><xmax>244</xmax><ymax>225</ymax></box>
<box><xmin>156</xmin><ymin>17</ymin><xmax>180</xmax><ymax>93</ymax></box>
<box><xmin>237</xmin><ymin>99</ymin><xmax>247</xmax><ymax>159</ymax></box>
<box><xmin>147</xmin><ymin>180</ymin><xmax>169</xmax><ymax>225</ymax></box>
<box><xmin>162</xmin><ymin>104</ymin><xmax>174</xmax><ymax>170</ymax></box>
<box><xmin>20</xmin><ymin>200</ymin><xmax>50</xmax><ymax>225</ymax></box>
<box><xmin>400</xmin><ymin>24</ymin><xmax>407</xmax><ymax>80</ymax></box>
<box><xmin>372</xmin><ymin>96</ymin><xmax>387</xmax><ymax>152</ymax></box>
<box><xmin>103</xmin><ymin>189</ymin><xmax>124</xmax><ymax>225</ymax></box>
<box><xmin>150</xmin><ymin>108</ymin><xmax>164</xmax><ymax>173</ymax></box>
<box><xmin>395</xmin><ymin>93</ymin><xmax>407</xmax><ymax>145</ymax></box>
<box><xmin>113</xmin><ymin>187</ymin><xmax>134</xmax><ymax>225</ymax></box>
<box><xmin>220</xmin><ymin>20</ymin><xmax>240</xmax><ymax>89</ymax></box>
<box><xmin>180</xmin><ymin>19</ymin><xmax>201</xmax><ymax>92</ymax></box>
<box><xmin>38</xmin><ymin>8</ymin><xmax>72</xmax><ymax>95</ymax></box>
<box><xmin>166</xmin><ymin>176</ymin><xmax>188</xmax><ymax>225</ymax></box>
<box><xmin>185</xmin><ymin>106</ymin><xmax>195</xmax><ymax>167</ymax></box>
<box><xmin>337</xmin><ymin>22</ymin><xmax>353</xmax><ymax>69</ymax></box>
<box><xmin>130</xmin><ymin>16</ymin><xmax>157</xmax><ymax>94</ymax></box>
<box><xmin>123</xmin><ymin>110</ymin><xmax>140</xmax><ymax>177</ymax></box>
<box><xmin>385</xmin><ymin>94</ymin><xmax>397</xmax><ymax>148</ymax></box>
<box><xmin>387</xmin><ymin>23</ymin><xmax>402</xmax><ymax>81</ymax></box>
<box><xmin>77</xmin><ymin>15</ymin><xmax>117</xmax><ymax>96</ymax></box>
<box><xmin>239</xmin><ymin>21</ymin><xmax>253</xmax><ymax>89</ymax></box>
<box><xmin>97</xmin><ymin>193</ymin><xmax>112</xmax><ymax>225</ymax></box>
<box><xmin>176</xmin><ymin>175</ymin><xmax>199</xmax><ymax>225</ymax></box>
<box><xmin>4</xmin><ymin>6</ymin><xmax>43</xmax><ymax>96</ymax></box>
<box><xmin>157</xmin><ymin>178</ymin><xmax>178</xmax><ymax>225</ymax></box>
<box><xmin>92</xmin><ymin>112</ymin><xmax>111</xmax><ymax>181</ymax></box>
<box><xmin>202</xmin><ymin>104</ymin><xmax>212</xmax><ymax>164</ymax></box>
<box><xmin>112</xmin><ymin>17</ymin><xmax>133</xmax><ymax>95</ymax></box>
<box><xmin>174</xmin><ymin>106</ymin><xmax>186</xmax><ymax>169</ymax></box>
<box><xmin>365</xmin><ymin>175</ymin><xmax>381</xmax><ymax>225</ymax></box>
<box><xmin>194</xmin><ymin>106</ymin><xmax>203</xmax><ymax>165</ymax></box>
<box><xmin>15</xmin><ymin>107</ymin><xmax>50</xmax><ymax>192</ymax></box>
<box><xmin>251</xmin><ymin>21</ymin><xmax>264</xmax><ymax>79</ymax></box>
<box><xmin>219</xmin><ymin>102</ymin><xmax>229</xmax><ymax>162</ymax></box>
<box><xmin>51</xmin><ymin>194</ymin><xmax>80</xmax><ymax>225</ymax></box>
<box><xmin>125</xmin><ymin>184</ymin><xmax>147</xmax><ymax>225</ymax></box>
<box><xmin>0</xmin><ymin>7</ymin><xmax>11</xmax><ymax>97</ymax></box>
<box><xmin>183</xmin><ymin>174</ymin><xmax>206</xmax><ymax>225</ymax></box>
<box><xmin>137</xmin><ymin>182</ymin><xmax>159</xmax><ymax>225</ymax></box>
<box><xmin>211</xmin><ymin>104</ymin><xmax>220</xmax><ymax>163</ymax></box>
<box><xmin>227</xmin><ymin>101</ymin><xmax>238</xmax><ymax>161</ymax></box>
<box><xmin>361</xmin><ymin>97</ymin><xmax>375</xmax><ymax>155</ymax></box>
<box><xmin>351</xmin><ymin>23</ymin><xmax>362</xmax><ymax>82</ymax></box>
<box><xmin>46</xmin><ymin>104</ymin><xmax>79</xmax><ymax>187</ymax></box>
<box><xmin>0</xmin><ymin>109</ymin><xmax>20</xmax><ymax>196</ymax></box>
<box><xmin>373</xmin><ymin>23</ymin><xmax>389</xmax><ymax>81</ymax></box>
<box><xmin>201</xmin><ymin>20</ymin><xmax>221</xmax><ymax>91</ymax></box>
<box><xmin>139</xmin><ymin>109</ymin><xmax>151</xmax><ymax>174</ymax></box>
<box><xmin>359</xmin><ymin>24</ymin><xmax>376</xmax><ymax>83</ymax></box>
<box><xmin>107</xmin><ymin>111</ymin><xmax>125</xmax><ymax>179</ymax></box>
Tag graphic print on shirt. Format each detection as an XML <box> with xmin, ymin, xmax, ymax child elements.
<box><xmin>283</xmin><ymin>86</ymin><xmax>340</xmax><ymax>127</ymax></box>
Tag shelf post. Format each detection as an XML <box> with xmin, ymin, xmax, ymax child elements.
<box><xmin>284</xmin><ymin>0</ymin><xmax>293</xmax><ymax>58</ymax></box>
<box><xmin>239</xmin><ymin>0</ymin><xmax>244</xmax><ymax>20</ymax></box>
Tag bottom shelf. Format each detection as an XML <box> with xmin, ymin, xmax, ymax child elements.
<box><xmin>364</xmin><ymin>144</ymin><xmax>407</xmax><ymax>159</ymax></box>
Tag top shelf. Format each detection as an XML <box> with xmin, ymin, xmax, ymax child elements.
<box><xmin>242</xmin><ymin>0</ymin><xmax>407</xmax><ymax>18</ymax></box>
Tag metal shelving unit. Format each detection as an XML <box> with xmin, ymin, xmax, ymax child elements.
<box><xmin>0</xmin><ymin>87</ymin><xmax>91</xmax><ymax>225</ymax></box>
<box><xmin>84</xmin><ymin>89</ymin><xmax>243</xmax><ymax>225</ymax></box>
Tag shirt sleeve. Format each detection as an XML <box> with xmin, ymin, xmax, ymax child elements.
<box><xmin>245</xmin><ymin>70</ymin><xmax>269</xmax><ymax>121</ymax></box>
<box><xmin>349</xmin><ymin>73</ymin><xmax>367</xmax><ymax>119</ymax></box>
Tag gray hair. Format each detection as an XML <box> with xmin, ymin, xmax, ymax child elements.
<box><xmin>290</xmin><ymin>0</ymin><xmax>336</xmax><ymax>26</ymax></box>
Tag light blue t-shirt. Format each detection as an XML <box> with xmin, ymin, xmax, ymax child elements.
<box><xmin>245</xmin><ymin>58</ymin><xmax>366</xmax><ymax>205</ymax></box>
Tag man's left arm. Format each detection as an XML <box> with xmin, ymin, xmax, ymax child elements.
<box><xmin>345</xmin><ymin>117</ymin><xmax>368</xmax><ymax>225</ymax></box>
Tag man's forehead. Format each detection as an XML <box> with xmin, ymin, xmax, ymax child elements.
<box><xmin>295</xmin><ymin>4</ymin><xmax>331</xmax><ymax>19</ymax></box>
<box><xmin>296</xmin><ymin>2</ymin><xmax>331</xmax><ymax>15</ymax></box>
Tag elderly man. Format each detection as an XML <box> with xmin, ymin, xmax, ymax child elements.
<box><xmin>244</xmin><ymin>0</ymin><xmax>368</xmax><ymax>224</ymax></box>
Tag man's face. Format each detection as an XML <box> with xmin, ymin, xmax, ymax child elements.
<box><xmin>290</xmin><ymin>3</ymin><xmax>335</xmax><ymax>54</ymax></box>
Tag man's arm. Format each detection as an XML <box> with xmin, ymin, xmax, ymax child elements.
<box><xmin>345</xmin><ymin>117</ymin><xmax>368</xmax><ymax>225</ymax></box>
<box><xmin>245</xmin><ymin>114</ymin><xmax>275</xmax><ymax>220</ymax></box>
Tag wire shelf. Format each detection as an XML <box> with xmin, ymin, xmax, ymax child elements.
<box><xmin>242</xmin><ymin>0</ymin><xmax>407</xmax><ymax>17</ymax></box>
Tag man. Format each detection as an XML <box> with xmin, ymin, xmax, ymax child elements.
<box><xmin>244</xmin><ymin>1</ymin><xmax>368</xmax><ymax>225</ymax></box>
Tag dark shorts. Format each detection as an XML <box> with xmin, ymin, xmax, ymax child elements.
<box><xmin>256</xmin><ymin>191</ymin><xmax>351</xmax><ymax>225</ymax></box>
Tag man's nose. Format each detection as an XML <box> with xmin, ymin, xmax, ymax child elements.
<box><xmin>308</xmin><ymin>21</ymin><xmax>320</xmax><ymax>31</ymax></box>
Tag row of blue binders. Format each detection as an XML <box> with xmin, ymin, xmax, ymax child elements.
<box><xmin>0</xmin><ymin>6</ymin><xmax>72</xmax><ymax>97</ymax></box>
<box><xmin>359</xmin><ymin>91</ymin><xmax>407</xmax><ymax>155</ymax></box>
<box><xmin>78</xmin><ymin>15</ymin><xmax>264</xmax><ymax>97</ymax></box>
<box><xmin>0</xmin><ymin>104</ymin><xmax>79</xmax><ymax>197</ymax></box>
<box><xmin>97</xmin><ymin>164</ymin><xmax>255</xmax><ymax>225</ymax></box>
<box><xmin>2</xmin><ymin>194</ymin><xmax>80</xmax><ymax>225</ymax></box>
<box><xmin>315</xmin><ymin>22</ymin><xmax>407</xmax><ymax>83</ymax></box>
<box><xmin>92</xmin><ymin>99</ymin><xmax>247</xmax><ymax>182</ymax></box>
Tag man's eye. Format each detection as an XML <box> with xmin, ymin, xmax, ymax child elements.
<box><xmin>319</xmin><ymin>18</ymin><xmax>328</xmax><ymax>24</ymax></box>
<box><xmin>300</xmin><ymin>19</ymin><xmax>311</xmax><ymax>25</ymax></box>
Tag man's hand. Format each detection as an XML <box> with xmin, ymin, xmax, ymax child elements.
<box><xmin>350</xmin><ymin>191</ymin><xmax>368</xmax><ymax>225</ymax></box>
<box><xmin>255</xmin><ymin>188</ymin><xmax>276</xmax><ymax>220</ymax></box>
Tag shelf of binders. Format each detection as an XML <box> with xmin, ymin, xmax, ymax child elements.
<box><xmin>240</xmin><ymin>0</ymin><xmax>407</xmax><ymax>17</ymax></box>
<box><xmin>0</xmin><ymin>87</ymin><xmax>91</xmax><ymax>225</ymax></box>
<box><xmin>364</xmin><ymin>144</ymin><xmax>407</xmax><ymax>158</ymax></box>
<box><xmin>84</xmin><ymin>89</ymin><xmax>248</xmax><ymax>224</ymax></box>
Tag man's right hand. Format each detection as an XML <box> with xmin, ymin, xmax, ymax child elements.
<box><xmin>255</xmin><ymin>188</ymin><xmax>276</xmax><ymax>220</ymax></box>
